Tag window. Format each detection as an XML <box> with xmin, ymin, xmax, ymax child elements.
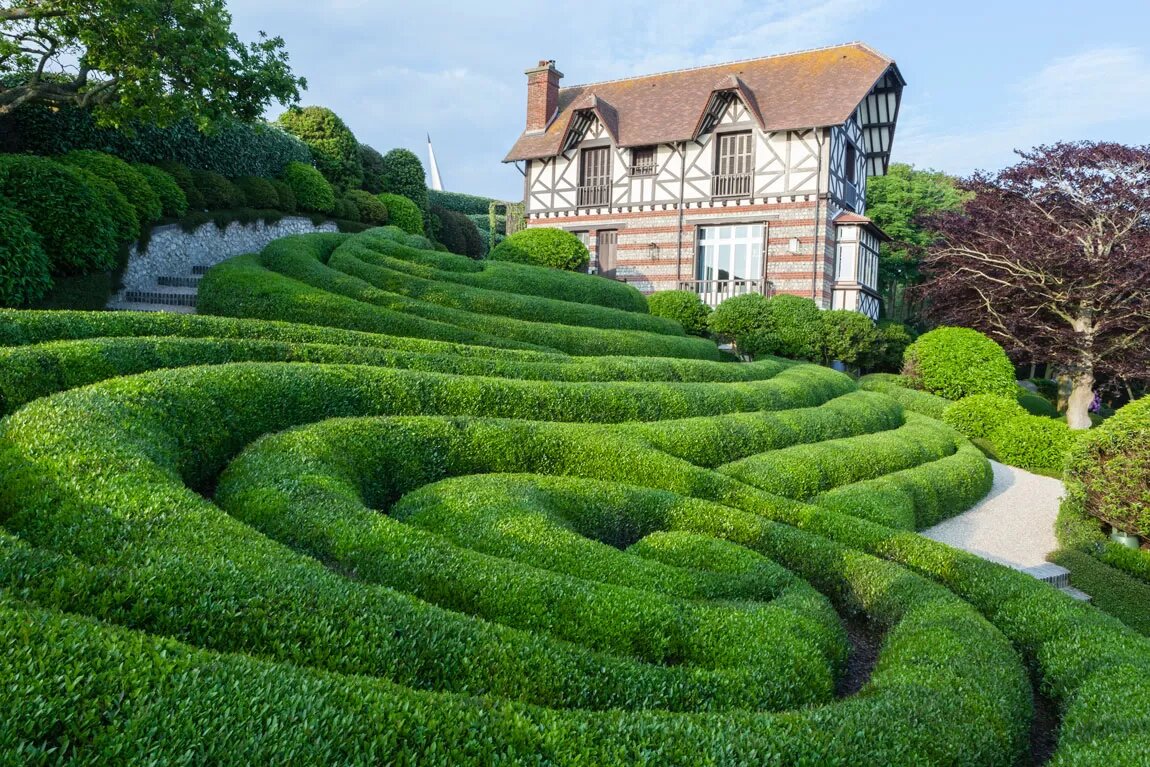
<box><xmin>630</xmin><ymin>146</ymin><xmax>656</xmax><ymax>176</ymax></box>
<box><xmin>712</xmin><ymin>131</ymin><xmax>753</xmax><ymax>197</ymax></box>
<box><xmin>578</xmin><ymin>146</ymin><xmax>611</xmax><ymax>207</ymax></box>
<box><xmin>693</xmin><ymin>223</ymin><xmax>766</xmax><ymax>306</ymax></box>
<box><xmin>845</xmin><ymin>142</ymin><xmax>857</xmax><ymax>185</ymax></box>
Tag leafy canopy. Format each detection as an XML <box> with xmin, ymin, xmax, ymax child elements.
<box><xmin>276</xmin><ymin>106</ymin><xmax>362</xmax><ymax>192</ymax></box>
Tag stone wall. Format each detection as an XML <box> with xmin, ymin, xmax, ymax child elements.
<box><xmin>116</xmin><ymin>216</ymin><xmax>339</xmax><ymax>295</ymax></box>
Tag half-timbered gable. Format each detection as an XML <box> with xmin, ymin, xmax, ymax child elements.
<box><xmin>505</xmin><ymin>43</ymin><xmax>905</xmax><ymax>319</ymax></box>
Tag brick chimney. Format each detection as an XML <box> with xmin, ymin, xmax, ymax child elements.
<box><xmin>525</xmin><ymin>59</ymin><xmax>562</xmax><ymax>134</ymax></box>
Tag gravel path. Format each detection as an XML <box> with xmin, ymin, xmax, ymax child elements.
<box><xmin>921</xmin><ymin>460</ymin><xmax>1064</xmax><ymax>569</ymax></box>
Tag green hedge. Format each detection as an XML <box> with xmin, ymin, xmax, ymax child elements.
<box><xmin>378</xmin><ymin>192</ymin><xmax>424</xmax><ymax>234</ymax></box>
<box><xmin>276</xmin><ymin>106</ymin><xmax>363</xmax><ymax>192</ymax></box>
<box><xmin>132</xmin><ymin>163</ymin><xmax>188</xmax><ymax>218</ymax></box>
<box><xmin>191</xmin><ymin>169</ymin><xmax>246</xmax><ymax>209</ymax></box>
<box><xmin>67</xmin><ymin>166</ymin><xmax>139</xmax><ymax>245</ymax></box>
<box><xmin>428</xmin><ymin>189</ymin><xmax>498</xmax><ymax>215</ymax></box>
<box><xmin>281</xmin><ymin>161</ymin><xmax>335</xmax><ymax>214</ymax></box>
<box><xmin>490</xmin><ymin>227</ymin><xmax>590</xmax><ymax>271</ymax></box>
<box><xmin>647</xmin><ymin>290</ymin><xmax>712</xmax><ymax>336</ymax></box>
<box><xmin>57</xmin><ymin>150</ymin><xmax>162</xmax><ymax>228</ymax></box>
<box><xmin>156</xmin><ymin>161</ymin><xmax>206</xmax><ymax>209</ymax></box>
<box><xmin>0</xmin><ymin>197</ymin><xmax>51</xmax><ymax>307</ymax></box>
<box><xmin>345</xmin><ymin>189</ymin><xmax>389</xmax><ymax>225</ymax></box>
<box><xmin>857</xmin><ymin>373</ymin><xmax>951</xmax><ymax>419</ymax></box>
<box><xmin>988</xmin><ymin>415</ymin><xmax>1078</xmax><ymax>474</ymax></box>
<box><xmin>903</xmin><ymin>327</ymin><xmax>1018</xmax><ymax>400</ymax></box>
<box><xmin>232</xmin><ymin>176</ymin><xmax>283</xmax><ymax>210</ymax></box>
<box><xmin>1066</xmin><ymin>396</ymin><xmax>1149</xmax><ymax>539</ymax></box>
<box><xmin>943</xmin><ymin>394</ymin><xmax>1027</xmax><ymax>439</ymax></box>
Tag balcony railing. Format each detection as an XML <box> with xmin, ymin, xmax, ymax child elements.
<box><xmin>679</xmin><ymin>278</ymin><xmax>772</xmax><ymax>308</ymax></box>
<box><xmin>711</xmin><ymin>172</ymin><xmax>752</xmax><ymax>198</ymax></box>
<box><xmin>577</xmin><ymin>184</ymin><xmax>610</xmax><ymax>207</ymax></box>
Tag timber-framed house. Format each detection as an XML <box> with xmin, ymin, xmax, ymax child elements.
<box><xmin>503</xmin><ymin>43</ymin><xmax>904</xmax><ymax>318</ymax></box>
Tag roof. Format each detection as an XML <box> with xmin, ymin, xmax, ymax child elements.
<box><xmin>834</xmin><ymin>211</ymin><xmax>892</xmax><ymax>241</ymax></box>
<box><xmin>504</xmin><ymin>42</ymin><xmax>901</xmax><ymax>162</ymax></box>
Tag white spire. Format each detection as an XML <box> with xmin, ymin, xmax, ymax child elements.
<box><xmin>426</xmin><ymin>133</ymin><xmax>444</xmax><ymax>192</ymax></box>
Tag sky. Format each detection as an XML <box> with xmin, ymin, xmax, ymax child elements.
<box><xmin>226</xmin><ymin>0</ymin><xmax>1150</xmax><ymax>200</ymax></box>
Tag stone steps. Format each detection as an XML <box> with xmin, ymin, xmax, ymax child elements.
<box><xmin>110</xmin><ymin>263</ymin><xmax>212</xmax><ymax>313</ymax></box>
<box><xmin>156</xmin><ymin>274</ymin><xmax>203</xmax><ymax>288</ymax></box>
<box><xmin>122</xmin><ymin>285</ymin><xmax>198</xmax><ymax>307</ymax></box>
<box><xmin>1022</xmin><ymin>563</ymin><xmax>1092</xmax><ymax>602</ymax></box>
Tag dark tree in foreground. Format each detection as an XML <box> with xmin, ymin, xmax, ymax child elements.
<box><xmin>0</xmin><ymin>0</ymin><xmax>305</xmax><ymax>125</ymax></box>
<box><xmin>919</xmin><ymin>142</ymin><xmax>1150</xmax><ymax>429</ymax></box>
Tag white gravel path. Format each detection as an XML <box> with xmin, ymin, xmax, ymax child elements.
<box><xmin>921</xmin><ymin>460</ymin><xmax>1065</xmax><ymax>569</ymax></box>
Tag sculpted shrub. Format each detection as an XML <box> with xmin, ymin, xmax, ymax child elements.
<box><xmin>133</xmin><ymin>164</ymin><xmax>188</xmax><ymax>218</ymax></box>
<box><xmin>903</xmin><ymin>326</ymin><xmax>1017</xmax><ymax>400</ymax></box>
<box><xmin>0</xmin><ymin>197</ymin><xmax>52</xmax><ymax>306</ymax></box>
<box><xmin>281</xmin><ymin>162</ymin><xmax>335</xmax><ymax>214</ymax></box>
<box><xmin>647</xmin><ymin>291</ymin><xmax>711</xmax><ymax>336</ymax></box>
<box><xmin>942</xmin><ymin>394</ymin><xmax>1026</xmax><ymax>439</ymax></box>
<box><xmin>489</xmin><ymin>228</ymin><xmax>589</xmax><ymax>272</ymax></box>
<box><xmin>1066</xmin><ymin>396</ymin><xmax>1150</xmax><ymax>538</ymax></box>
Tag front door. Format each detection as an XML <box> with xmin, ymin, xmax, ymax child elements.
<box><xmin>597</xmin><ymin>230</ymin><xmax>618</xmax><ymax>279</ymax></box>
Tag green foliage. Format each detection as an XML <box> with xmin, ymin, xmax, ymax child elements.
<box><xmin>1017</xmin><ymin>389</ymin><xmax>1058</xmax><ymax>417</ymax></box>
<box><xmin>333</xmin><ymin>197</ymin><xmax>361</xmax><ymax>222</ymax></box>
<box><xmin>988</xmin><ymin>415</ymin><xmax>1078</xmax><ymax>474</ymax></box>
<box><xmin>903</xmin><ymin>326</ymin><xmax>1018</xmax><ymax>400</ymax></box>
<box><xmin>232</xmin><ymin>176</ymin><xmax>282</xmax><ymax>210</ymax></box>
<box><xmin>943</xmin><ymin>394</ymin><xmax>1027</xmax><ymax>439</ymax></box>
<box><xmin>358</xmin><ymin>144</ymin><xmax>386</xmax><ymax>193</ymax></box>
<box><xmin>647</xmin><ymin>291</ymin><xmax>712</xmax><ymax>336</ymax></box>
<box><xmin>856</xmin><ymin>373</ymin><xmax>951</xmax><ymax>419</ymax></box>
<box><xmin>132</xmin><ymin>163</ymin><xmax>188</xmax><ymax>218</ymax></box>
<box><xmin>379</xmin><ymin>193</ymin><xmax>425</xmax><ymax>235</ymax></box>
<box><xmin>710</xmin><ymin>294</ymin><xmax>822</xmax><ymax>360</ymax></box>
<box><xmin>1049</xmin><ymin>549</ymin><xmax>1150</xmax><ymax>636</ymax></box>
<box><xmin>57</xmin><ymin>149</ymin><xmax>162</xmax><ymax>227</ymax></box>
<box><xmin>190</xmin><ymin>169</ymin><xmax>245</xmax><ymax>209</ymax></box>
<box><xmin>276</xmin><ymin>106</ymin><xmax>363</xmax><ymax>192</ymax></box>
<box><xmin>0</xmin><ymin>197</ymin><xmax>51</xmax><ymax>307</ymax></box>
<box><xmin>280</xmin><ymin>162</ymin><xmax>335</xmax><ymax>214</ymax></box>
<box><xmin>429</xmin><ymin>189</ymin><xmax>499</xmax><ymax>215</ymax></box>
<box><xmin>269</xmin><ymin>179</ymin><xmax>297</xmax><ymax>213</ymax></box>
<box><xmin>863</xmin><ymin>320</ymin><xmax>915</xmax><ymax>373</ymax></box>
<box><xmin>818</xmin><ymin>309</ymin><xmax>877</xmax><ymax>367</ymax></box>
<box><xmin>707</xmin><ymin>292</ymin><xmax>769</xmax><ymax>349</ymax></box>
<box><xmin>379</xmin><ymin>148</ymin><xmax>429</xmax><ymax>214</ymax></box>
<box><xmin>70</xmin><ymin>167</ymin><xmax>139</xmax><ymax>244</ymax></box>
<box><xmin>431</xmin><ymin>205</ymin><xmax>485</xmax><ymax>258</ymax></box>
<box><xmin>345</xmin><ymin>190</ymin><xmax>389</xmax><ymax>225</ymax></box>
<box><xmin>1066</xmin><ymin>396</ymin><xmax>1150</xmax><ymax>539</ymax></box>
<box><xmin>490</xmin><ymin>228</ymin><xmax>589</xmax><ymax>271</ymax></box>
<box><xmin>0</xmin><ymin>154</ymin><xmax>118</xmax><ymax>275</ymax></box>
<box><xmin>155</xmin><ymin>161</ymin><xmax>205</xmax><ymax>209</ymax></box>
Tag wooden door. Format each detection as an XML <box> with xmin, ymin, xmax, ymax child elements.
<box><xmin>597</xmin><ymin>230</ymin><xmax>618</xmax><ymax>278</ymax></box>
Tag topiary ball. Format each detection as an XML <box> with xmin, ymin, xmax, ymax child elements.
<box><xmin>276</xmin><ymin>106</ymin><xmax>364</xmax><ymax>192</ymax></box>
<box><xmin>647</xmin><ymin>290</ymin><xmax>711</xmax><ymax>335</ymax></box>
<box><xmin>0</xmin><ymin>195</ymin><xmax>52</xmax><ymax>307</ymax></box>
<box><xmin>232</xmin><ymin>176</ymin><xmax>282</xmax><ymax>210</ymax></box>
<box><xmin>133</xmin><ymin>164</ymin><xmax>188</xmax><ymax>219</ymax></box>
<box><xmin>191</xmin><ymin>169</ymin><xmax>246</xmax><ymax>210</ymax></box>
<box><xmin>281</xmin><ymin>162</ymin><xmax>335</xmax><ymax>215</ymax></box>
<box><xmin>155</xmin><ymin>161</ymin><xmax>206</xmax><ymax>210</ymax></box>
<box><xmin>903</xmin><ymin>326</ymin><xmax>1017</xmax><ymax>400</ymax></box>
<box><xmin>942</xmin><ymin>394</ymin><xmax>1027</xmax><ymax>439</ymax></box>
<box><xmin>378</xmin><ymin>193</ymin><xmax>424</xmax><ymax>235</ymax></box>
<box><xmin>489</xmin><ymin>228</ymin><xmax>589</xmax><ymax>271</ymax></box>
<box><xmin>71</xmin><ymin>168</ymin><xmax>140</xmax><ymax>244</ymax></box>
<box><xmin>1065</xmin><ymin>396</ymin><xmax>1150</xmax><ymax>539</ymax></box>
<box><xmin>57</xmin><ymin>150</ymin><xmax>163</xmax><ymax>228</ymax></box>
<box><xmin>269</xmin><ymin>179</ymin><xmax>297</xmax><ymax>213</ymax></box>
<box><xmin>345</xmin><ymin>190</ymin><xmax>389</xmax><ymax>226</ymax></box>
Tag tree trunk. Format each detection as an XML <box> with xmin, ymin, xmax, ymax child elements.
<box><xmin>1065</xmin><ymin>367</ymin><xmax>1094</xmax><ymax>430</ymax></box>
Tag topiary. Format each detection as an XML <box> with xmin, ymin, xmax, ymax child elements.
<box><xmin>344</xmin><ymin>190</ymin><xmax>388</xmax><ymax>225</ymax></box>
<box><xmin>190</xmin><ymin>169</ymin><xmax>246</xmax><ymax>209</ymax></box>
<box><xmin>707</xmin><ymin>292</ymin><xmax>770</xmax><ymax>350</ymax></box>
<box><xmin>133</xmin><ymin>164</ymin><xmax>188</xmax><ymax>218</ymax></box>
<box><xmin>333</xmin><ymin>197</ymin><xmax>361</xmax><ymax>222</ymax></box>
<box><xmin>457</xmin><ymin>213</ymin><xmax>486</xmax><ymax>259</ymax></box>
<box><xmin>989</xmin><ymin>414</ymin><xmax>1079</xmax><ymax>474</ymax></box>
<box><xmin>155</xmin><ymin>161</ymin><xmax>205</xmax><ymax>210</ymax></box>
<box><xmin>0</xmin><ymin>195</ymin><xmax>52</xmax><ymax>307</ymax></box>
<box><xmin>276</xmin><ymin>106</ymin><xmax>363</xmax><ymax>192</ymax></box>
<box><xmin>269</xmin><ymin>179</ymin><xmax>297</xmax><ymax>213</ymax></box>
<box><xmin>56</xmin><ymin>150</ymin><xmax>163</xmax><ymax>228</ymax></box>
<box><xmin>232</xmin><ymin>176</ymin><xmax>281</xmax><ymax>209</ymax></box>
<box><xmin>1017</xmin><ymin>389</ymin><xmax>1058</xmax><ymax>417</ymax></box>
<box><xmin>0</xmin><ymin>154</ymin><xmax>118</xmax><ymax>275</ymax></box>
<box><xmin>281</xmin><ymin>161</ymin><xmax>335</xmax><ymax>214</ymax></box>
<box><xmin>648</xmin><ymin>290</ymin><xmax>711</xmax><ymax>335</ymax></box>
<box><xmin>379</xmin><ymin>148</ymin><xmax>429</xmax><ymax>214</ymax></box>
<box><xmin>863</xmin><ymin>320</ymin><xmax>915</xmax><ymax>373</ymax></box>
<box><xmin>431</xmin><ymin>205</ymin><xmax>465</xmax><ymax>254</ymax></box>
<box><xmin>903</xmin><ymin>326</ymin><xmax>1017</xmax><ymax>400</ymax></box>
<box><xmin>943</xmin><ymin>394</ymin><xmax>1027</xmax><ymax>439</ymax></box>
<box><xmin>358</xmin><ymin>144</ymin><xmax>386</xmax><ymax>194</ymax></box>
<box><xmin>378</xmin><ymin>193</ymin><xmax>424</xmax><ymax>235</ymax></box>
<box><xmin>488</xmin><ymin>227</ymin><xmax>589</xmax><ymax>271</ymax></box>
<box><xmin>818</xmin><ymin>309</ymin><xmax>877</xmax><ymax>367</ymax></box>
<box><xmin>1065</xmin><ymin>396</ymin><xmax>1150</xmax><ymax>539</ymax></box>
<box><xmin>70</xmin><ymin>168</ymin><xmax>139</xmax><ymax>244</ymax></box>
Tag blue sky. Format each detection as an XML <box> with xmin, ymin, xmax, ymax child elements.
<box><xmin>228</xmin><ymin>0</ymin><xmax>1150</xmax><ymax>200</ymax></box>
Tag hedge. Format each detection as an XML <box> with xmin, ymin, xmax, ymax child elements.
<box><xmin>903</xmin><ymin>326</ymin><xmax>1018</xmax><ymax>400</ymax></box>
<box><xmin>942</xmin><ymin>394</ymin><xmax>1027</xmax><ymax>439</ymax></box>
<box><xmin>379</xmin><ymin>148</ymin><xmax>428</xmax><ymax>214</ymax></box>
<box><xmin>988</xmin><ymin>415</ymin><xmax>1078</xmax><ymax>474</ymax></box>
<box><xmin>281</xmin><ymin>161</ymin><xmax>335</xmax><ymax>214</ymax></box>
<box><xmin>191</xmin><ymin>169</ymin><xmax>246</xmax><ymax>209</ymax></box>
<box><xmin>57</xmin><ymin>150</ymin><xmax>163</xmax><ymax>228</ymax></box>
<box><xmin>67</xmin><ymin>166</ymin><xmax>140</xmax><ymax>245</ymax></box>
<box><xmin>276</xmin><ymin>106</ymin><xmax>363</xmax><ymax>192</ymax></box>
<box><xmin>429</xmin><ymin>189</ymin><xmax>498</xmax><ymax>215</ymax></box>
<box><xmin>132</xmin><ymin>163</ymin><xmax>188</xmax><ymax>218</ymax></box>
<box><xmin>0</xmin><ymin>197</ymin><xmax>51</xmax><ymax>307</ymax></box>
<box><xmin>490</xmin><ymin>227</ymin><xmax>589</xmax><ymax>271</ymax></box>
<box><xmin>378</xmin><ymin>192</ymin><xmax>424</xmax><ymax>234</ymax></box>
<box><xmin>1065</xmin><ymin>396</ymin><xmax>1150</xmax><ymax>539</ymax></box>
<box><xmin>857</xmin><ymin>373</ymin><xmax>951</xmax><ymax>419</ymax></box>
<box><xmin>156</xmin><ymin>161</ymin><xmax>206</xmax><ymax>209</ymax></box>
<box><xmin>647</xmin><ymin>290</ymin><xmax>712</xmax><ymax>336</ymax></box>
<box><xmin>232</xmin><ymin>176</ymin><xmax>283</xmax><ymax>210</ymax></box>
<box><xmin>345</xmin><ymin>189</ymin><xmax>389</xmax><ymax>225</ymax></box>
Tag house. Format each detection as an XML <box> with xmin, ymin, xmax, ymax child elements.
<box><xmin>503</xmin><ymin>42</ymin><xmax>903</xmax><ymax>318</ymax></box>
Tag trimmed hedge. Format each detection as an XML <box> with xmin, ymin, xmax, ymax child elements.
<box><xmin>191</xmin><ymin>169</ymin><xmax>246</xmax><ymax>209</ymax></box>
<box><xmin>943</xmin><ymin>394</ymin><xmax>1027</xmax><ymax>439</ymax></box>
<box><xmin>379</xmin><ymin>192</ymin><xmax>424</xmax><ymax>234</ymax></box>
<box><xmin>857</xmin><ymin>373</ymin><xmax>951</xmax><ymax>419</ymax></box>
<box><xmin>232</xmin><ymin>176</ymin><xmax>283</xmax><ymax>210</ymax></box>
<box><xmin>132</xmin><ymin>163</ymin><xmax>188</xmax><ymax>218</ymax></box>
<box><xmin>379</xmin><ymin>148</ymin><xmax>429</xmax><ymax>214</ymax></box>
<box><xmin>68</xmin><ymin>167</ymin><xmax>139</xmax><ymax>244</ymax></box>
<box><xmin>156</xmin><ymin>161</ymin><xmax>206</xmax><ymax>210</ymax></box>
<box><xmin>0</xmin><ymin>198</ymin><xmax>51</xmax><ymax>307</ymax></box>
<box><xmin>903</xmin><ymin>326</ymin><xmax>1018</xmax><ymax>400</ymax></box>
<box><xmin>57</xmin><ymin>149</ymin><xmax>162</xmax><ymax>228</ymax></box>
<box><xmin>1065</xmin><ymin>396</ymin><xmax>1149</xmax><ymax>539</ymax></box>
<box><xmin>988</xmin><ymin>415</ymin><xmax>1078</xmax><ymax>474</ymax></box>
<box><xmin>276</xmin><ymin>106</ymin><xmax>363</xmax><ymax>192</ymax></box>
<box><xmin>647</xmin><ymin>290</ymin><xmax>712</xmax><ymax>336</ymax></box>
<box><xmin>281</xmin><ymin>161</ymin><xmax>335</xmax><ymax>214</ymax></box>
<box><xmin>490</xmin><ymin>227</ymin><xmax>590</xmax><ymax>271</ymax></box>
<box><xmin>429</xmin><ymin>189</ymin><xmax>498</xmax><ymax>215</ymax></box>
<box><xmin>269</xmin><ymin>178</ymin><xmax>297</xmax><ymax>213</ymax></box>
<box><xmin>345</xmin><ymin>189</ymin><xmax>389</xmax><ymax>225</ymax></box>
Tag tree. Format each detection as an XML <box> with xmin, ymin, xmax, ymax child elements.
<box><xmin>276</xmin><ymin>106</ymin><xmax>362</xmax><ymax>191</ymax></box>
<box><xmin>379</xmin><ymin>148</ymin><xmax>428</xmax><ymax>215</ymax></box>
<box><xmin>866</xmin><ymin>163</ymin><xmax>969</xmax><ymax>322</ymax></box>
<box><xmin>918</xmin><ymin>142</ymin><xmax>1150</xmax><ymax>429</ymax></box>
<box><xmin>359</xmin><ymin>144</ymin><xmax>385</xmax><ymax>194</ymax></box>
<box><xmin>0</xmin><ymin>0</ymin><xmax>305</xmax><ymax>125</ymax></box>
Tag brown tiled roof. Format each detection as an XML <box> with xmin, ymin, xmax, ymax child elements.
<box><xmin>504</xmin><ymin>42</ymin><xmax>899</xmax><ymax>162</ymax></box>
<box><xmin>834</xmin><ymin>211</ymin><xmax>892</xmax><ymax>241</ymax></box>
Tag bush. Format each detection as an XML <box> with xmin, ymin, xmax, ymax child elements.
<box><xmin>57</xmin><ymin>150</ymin><xmax>162</xmax><ymax>227</ymax></box>
<box><xmin>819</xmin><ymin>310</ymin><xmax>877</xmax><ymax>367</ymax></box>
<box><xmin>276</xmin><ymin>106</ymin><xmax>363</xmax><ymax>192</ymax></box>
<box><xmin>988</xmin><ymin>414</ymin><xmax>1078</xmax><ymax>474</ymax></box>
<box><xmin>458</xmin><ymin>213</ymin><xmax>486</xmax><ymax>259</ymax></box>
<box><xmin>359</xmin><ymin>144</ymin><xmax>386</xmax><ymax>194</ymax></box>
<box><xmin>0</xmin><ymin>196</ymin><xmax>51</xmax><ymax>307</ymax></box>
<box><xmin>903</xmin><ymin>326</ymin><xmax>1017</xmax><ymax>400</ymax></box>
<box><xmin>133</xmin><ymin>164</ymin><xmax>188</xmax><ymax>218</ymax></box>
<box><xmin>232</xmin><ymin>176</ymin><xmax>282</xmax><ymax>210</ymax></box>
<box><xmin>489</xmin><ymin>228</ymin><xmax>589</xmax><ymax>271</ymax></box>
<box><xmin>269</xmin><ymin>179</ymin><xmax>297</xmax><ymax>213</ymax></box>
<box><xmin>156</xmin><ymin>161</ymin><xmax>205</xmax><ymax>210</ymax></box>
<box><xmin>942</xmin><ymin>394</ymin><xmax>1027</xmax><ymax>439</ymax></box>
<box><xmin>431</xmin><ymin>204</ymin><xmax>465</xmax><ymax>254</ymax></box>
<box><xmin>0</xmin><ymin>154</ymin><xmax>118</xmax><ymax>275</ymax></box>
<box><xmin>429</xmin><ymin>189</ymin><xmax>498</xmax><ymax>215</ymax></box>
<box><xmin>280</xmin><ymin>161</ymin><xmax>335</xmax><ymax>214</ymax></box>
<box><xmin>647</xmin><ymin>291</ymin><xmax>712</xmax><ymax>335</ymax></box>
<box><xmin>707</xmin><ymin>292</ymin><xmax>770</xmax><ymax>350</ymax></box>
<box><xmin>856</xmin><ymin>373</ymin><xmax>951</xmax><ymax>419</ymax></box>
<box><xmin>1066</xmin><ymin>396</ymin><xmax>1150</xmax><ymax>539</ymax></box>
<box><xmin>191</xmin><ymin>169</ymin><xmax>246</xmax><ymax>209</ymax></box>
<box><xmin>71</xmin><ymin>167</ymin><xmax>139</xmax><ymax>244</ymax></box>
<box><xmin>379</xmin><ymin>148</ymin><xmax>429</xmax><ymax>214</ymax></box>
<box><xmin>1018</xmin><ymin>389</ymin><xmax>1058</xmax><ymax>417</ymax></box>
<box><xmin>379</xmin><ymin>193</ymin><xmax>425</xmax><ymax>235</ymax></box>
<box><xmin>345</xmin><ymin>189</ymin><xmax>389</xmax><ymax>225</ymax></box>
<box><xmin>863</xmin><ymin>320</ymin><xmax>914</xmax><ymax>372</ymax></box>
<box><xmin>333</xmin><ymin>197</ymin><xmax>361</xmax><ymax>222</ymax></box>
<box><xmin>709</xmin><ymin>294</ymin><xmax>823</xmax><ymax>360</ymax></box>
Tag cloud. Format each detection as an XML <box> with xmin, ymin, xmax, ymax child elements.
<box><xmin>897</xmin><ymin>46</ymin><xmax>1150</xmax><ymax>175</ymax></box>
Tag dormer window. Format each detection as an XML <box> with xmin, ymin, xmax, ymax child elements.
<box><xmin>630</xmin><ymin>146</ymin><xmax>657</xmax><ymax>176</ymax></box>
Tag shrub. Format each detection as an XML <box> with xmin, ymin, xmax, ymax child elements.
<box><xmin>856</xmin><ymin>373</ymin><xmax>951</xmax><ymax>419</ymax></box>
<box><xmin>431</xmin><ymin>204</ymin><xmax>465</xmax><ymax>254</ymax></box>
<box><xmin>707</xmin><ymin>292</ymin><xmax>770</xmax><ymax>350</ymax></box>
<box><xmin>276</xmin><ymin>106</ymin><xmax>363</xmax><ymax>192</ymax></box>
<box><xmin>379</xmin><ymin>148</ymin><xmax>429</xmax><ymax>214</ymax></box>
<box><xmin>156</xmin><ymin>161</ymin><xmax>205</xmax><ymax>210</ymax></box>
<box><xmin>819</xmin><ymin>309</ymin><xmax>877</xmax><ymax>367</ymax></box>
<box><xmin>71</xmin><ymin>168</ymin><xmax>139</xmax><ymax>244</ymax></box>
<box><xmin>489</xmin><ymin>228</ymin><xmax>589</xmax><ymax>271</ymax></box>
<box><xmin>232</xmin><ymin>176</ymin><xmax>282</xmax><ymax>210</ymax></box>
<box><xmin>458</xmin><ymin>213</ymin><xmax>486</xmax><ymax>259</ymax></box>
<box><xmin>191</xmin><ymin>169</ymin><xmax>246</xmax><ymax>209</ymax></box>
<box><xmin>710</xmin><ymin>294</ymin><xmax>822</xmax><ymax>360</ymax></box>
<box><xmin>988</xmin><ymin>414</ymin><xmax>1079</xmax><ymax>474</ymax></box>
<box><xmin>358</xmin><ymin>143</ymin><xmax>386</xmax><ymax>193</ymax></box>
<box><xmin>379</xmin><ymin>193</ymin><xmax>424</xmax><ymax>235</ymax></box>
<box><xmin>1066</xmin><ymin>396</ymin><xmax>1150</xmax><ymax>539</ymax></box>
<box><xmin>863</xmin><ymin>320</ymin><xmax>914</xmax><ymax>372</ymax></box>
<box><xmin>345</xmin><ymin>189</ymin><xmax>389</xmax><ymax>225</ymax></box>
<box><xmin>269</xmin><ymin>179</ymin><xmax>297</xmax><ymax>213</ymax></box>
<box><xmin>57</xmin><ymin>150</ymin><xmax>162</xmax><ymax>227</ymax></box>
<box><xmin>943</xmin><ymin>394</ymin><xmax>1027</xmax><ymax>439</ymax></box>
<box><xmin>647</xmin><ymin>291</ymin><xmax>712</xmax><ymax>335</ymax></box>
<box><xmin>333</xmin><ymin>197</ymin><xmax>361</xmax><ymax>222</ymax></box>
<box><xmin>0</xmin><ymin>196</ymin><xmax>51</xmax><ymax>307</ymax></box>
<box><xmin>1017</xmin><ymin>389</ymin><xmax>1058</xmax><ymax>417</ymax></box>
<box><xmin>133</xmin><ymin>164</ymin><xmax>188</xmax><ymax>218</ymax></box>
<box><xmin>281</xmin><ymin>161</ymin><xmax>335</xmax><ymax>214</ymax></box>
<box><xmin>429</xmin><ymin>189</ymin><xmax>498</xmax><ymax>215</ymax></box>
<box><xmin>0</xmin><ymin>154</ymin><xmax>118</xmax><ymax>274</ymax></box>
<box><xmin>903</xmin><ymin>326</ymin><xmax>1017</xmax><ymax>400</ymax></box>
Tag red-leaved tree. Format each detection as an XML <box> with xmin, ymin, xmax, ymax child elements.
<box><xmin>918</xmin><ymin>142</ymin><xmax>1150</xmax><ymax>429</ymax></box>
